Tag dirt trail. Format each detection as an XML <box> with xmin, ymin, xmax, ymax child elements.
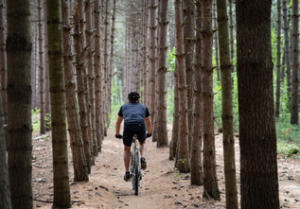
<box><xmin>31</xmin><ymin>126</ymin><xmax>300</xmax><ymax>209</ymax></box>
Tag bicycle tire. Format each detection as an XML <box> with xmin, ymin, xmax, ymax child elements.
<box><xmin>134</xmin><ymin>154</ymin><xmax>139</xmax><ymax>195</ymax></box>
<box><xmin>131</xmin><ymin>155</ymin><xmax>135</xmax><ymax>190</ymax></box>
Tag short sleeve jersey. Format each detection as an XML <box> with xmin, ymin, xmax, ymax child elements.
<box><xmin>118</xmin><ymin>102</ymin><xmax>150</xmax><ymax>125</ymax></box>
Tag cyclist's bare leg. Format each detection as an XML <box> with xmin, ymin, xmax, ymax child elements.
<box><xmin>139</xmin><ymin>141</ymin><xmax>146</xmax><ymax>158</ymax></box>
<box><xmin>124</xmin><ymin>146</ymin><xmax>131</xmax><ymax>172</ymax></box>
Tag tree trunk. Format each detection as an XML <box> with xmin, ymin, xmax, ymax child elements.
<box><xmin>148</xmin><ymin>0</ymin><xmax>157</xmax><ymax>127</ymax></box>
<box><xmin>6</xmin><ymin>0</ymin><xmax>32</xmax><ymax>208</ymax></box>
<box><xmin>0</xmin><ymin>0</ymin><xmax>7</xmax><ymax>148</ymax></box>
<box><xmin>103</xmin><ymin>0</ymin><xmax>109</xmax><ymax>133</ymax></box>
<box><xmin>127</xmin><ymin>22</ymin><xmax>132</xmax><ymax>96</ymax></box>
<box><xmin>213</xmin><ymin>0</ymin><xmax>220</xmax><ymax>81</ymax></box>
<box><xmin>73</xmin><ymin>0</ymin><xmax>91</xmax><ymax>174</ymax></box>
<box><xmin>44</xmin><ymin>1</ymin><xmax>51</xmax><ymax>132</ymax></box>
<box><xmin>290</xmin><ymin>0</ymin><xmax>299</xmax><ymax>125</ymax></box>
<box><xmin>38</xmin><ymin>0</ymin><xmax>45</xmax><ymax>134</ymax></box>
<box><xmin>170</xmin><ymin>68</ymin><xmax>179</xmax><ymax>160</ymax></box>
<box><xmin>169</xmin><ymin>18</ymin><xmax>176</xmax><ymax>51</ymax></box>
<box><xmin>82</xmin><ymin>2</ymin><xmax>94</xmax><ymax>166</ymax></box>
<box><xmin>121</xmin><ymin>66</ymin><xmax>125</xmax><ymax>102</ymax></box>
<box><xmin>31</xmin><ymin>32</ymin><xmax>37</xmax><ymax>110</ymax></box>
<box><xmin>125</xmin><ymin>21</ymin><xmax>129</xmax><ymax>100</ymax></box>
<box><xmin>275</xmin><ymin>0</ymin><xmax>281</xmax><ymax>119</ymax></box>
<box><xmin>156</xmin><ymin>0</ymin><xmax>169</xmax><ymax>147</ymax></box>
<box><xmin>0</xmin><ymin>0</ymin><xmax>7</xmax><ymax>129</ymax></box>
<box><xmin>281</xmin><ymin>51</ymin><xmax>285</xmax><ymax>82</ymax></box>
<box><xmin>100</xmin><ymin>0</ymin><xmax>106</xmax><ymax>137</ymax></box>
<box><xmin>152</xmin><ymin>0</ymin><xmax>160</xmax><ymax>142</ymax></box>
<box><xmin>94</xmin><ymin>0</ymin><xmax>104</xmax><ymax>152</ymax></box>
<box><xmin>289</xmin><ymin>8</ymin><xmax>292</xmax><ymax>67</ymax></box>
<box><xmin>34</xmin><ymin>28</ymin><xmax>38</xmax><ymax>110</ymax></box>
<box><xmin>283</xmin><ymin>0</ymin><xmax>291</xmax><ymax>109</ymax></box>
<box><xmin>216</xmin><ymin>0</ymin><xmax>238</xmax><ymax>207</ymax></box>
<box><xmin>36</xmin><ymin>30</ymin><xmax>40</xmax><ymax>110</ymax></box>
<box><xmin>84</xmin><ymin>0</ymin><xmax>97</xmax><ymax>159</ymax></box>
<box><xmin>142</xmin><ymin>0</ymin><xmax>148</xmax><ymax>105</ymax></box>
<box><xmin>62</xmin><ymin>0</ymin><xmax>89</xmax><ymax>182</ymax></box>
<box><xmin>183</xmin><ymin>0</ymin><xmax>195</xmax><ymax>154</ymax></box>
<box><xmin>236</xmin><ymin>0</ymin><xmax>280</xmax><ymax>208</ymax></box>
<box><xmin>229</xmin><ymin>0</ymin><xmax>234</xmax><ymax>70</ymax></box>
<box><xmin>191</xmin><ymin>0</ymin><xmax>203</xmax><ymax>186</ymax></box>
<box><xmin>0</xmin><ymin>75</ymin><xmax>12</xmax><ymax>209</ymax></box>
<box><xmin>175</xmin><ymin>0</ymin><xmax>190</xmax><ymax>173</ymax></box>
<box><xmin>130</xmin><ymin>6</ymin><xmax>139</xmax><ymax>93</ymax></box>
<box><xmin>202</xmin><ymin>0</ymin><xmax>220</xmax><ymax>200</ymax></box>
<box><xmin>108</xmin><ymin>0</ymin><xmax>116</xmax><ymax>119</ymax></box>
<box><xmin>47</xmin><ymin>0</ymin><xmax>71</xmax><ymax>207</ymax></box>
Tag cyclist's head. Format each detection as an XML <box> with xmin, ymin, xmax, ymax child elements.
<box><xmin>128</xmin><ymin>92</ymin><xmax>140</xmax><ymax>102</ymax></box>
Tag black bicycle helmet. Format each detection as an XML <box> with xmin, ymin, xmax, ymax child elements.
<box><xmin>128</xmin><ymin>92</ymin><xmax>140</xmax><ymax>102</ymax></box>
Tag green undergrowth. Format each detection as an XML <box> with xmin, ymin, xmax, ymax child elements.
<box><xmin>276</xmin><ymin>115</ymin><xmax>300</xmax><ymax>157</ymax></box>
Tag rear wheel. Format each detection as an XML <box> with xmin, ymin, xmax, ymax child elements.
<box><xmin>131</xmin><ymin>157</ymin><xmax>135</xmax><ymax>190</ymax></box>
<box><xmin>134</xmin><ymin>158</ymin><xmax>139</xmax><ymax>195</ymax></box>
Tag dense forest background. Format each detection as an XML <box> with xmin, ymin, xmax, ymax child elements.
<box><xmin>0</xmin><ymin>0</ymin><xmax>299</xmax><ymax>209</ymax></box>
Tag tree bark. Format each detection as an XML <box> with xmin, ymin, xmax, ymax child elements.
<box><xmin>130</xmin><ymin>4</ymin><xmax>139</xmax><ymax>93</ymax></box>
<box><xmin>236</xmin><ymin>0</ymin><xmax>280</xmax><ymax>208</ymax></box>
<box><xmin>142</xmin><ymin>0</ymin><xmax>148</xmax><ymax>105</ymax></box>
<box><xmin>216</xmin><ymin>0</ymin><xmax>238</xmax><ymax>207</ymax></box>
<box><xmin>156</xmin><ymin>0</ymin><xmax>168</xmax><ymax>147</ymax></box>
<box><xmin>191</xmin><ymin>0</ymin><xmax>203</xmax><ymax>186</ymax></box>
<box><xmin>62</xmin><ymin>0</ymin><xmax>89</xmax><ymax>182</ymax></box>
<box><xmin>202</xmin><ymin>0</ymin><xmax>220</xmax><ymax>200</ymax></box>
<box><xmin>34</xmin><ymin>28</ymin><xmax>38</xmax><ymax>110</ymax></box>
<box><xmin>84</xmin><ymin>0</ymin><xmax>98</xmax><ymax>158</ymax></box>
<box><xmin>0</xmin><ymin>74</ymin><xmax>12</xmax><ymax>209</ymax></box>
<box><xmin>6</xmin><ymin>0</ymin><xmax>33</xmax><ymax>208</ymax></box>
<box><xmin>108</xmin><ymin>0</ymin><xmax>116</xmax><ymax>118</ymax></box>
<box><xmin>283</xmin><ymin>0</ymin><xmax>291</xmax><ymax>109</ymax></box>
<box><xmin>170</xmin><ymin>68</ymin><xmax>179</xmax><ymax>160</ymax></box>
<box><xmin>0</xmin><ymin>0</ymin><xmax>7</xmax><ymax>147</ymax></box>
<box><xmin>169</xmin><ymin>18</ymin><xmax>176</xmax><ymax>51</ymax></box>
<box><xmin>73</xmin><ymin>0</ymin><xmax>91</xmax><ymax>174</ymax></box>
<box><xmin>281</xmin><ymin>50</ymin><xmax>285</xmax><ymax>82</ymax></box>
<box><xmin>183</xmin><ymin>0</ymin><xmax>195</xmax><ymax>154</ymax></box>
<box><xmin>290</xmin><ymin>0</ymin><xmax>299</xmax><ymax>125</ymax></box>
<box><xmin>0</xmin><ymin>0</ymin><xmax>7</xmax><ymax>129</ymax></box>
<box><xmin>148</xmin><ymin>0</ymin><xmax>157</xmax><ymax>127</ymax></box>
<box><xmin>38</xmin><ymin>0</ymin><xmax>45</xmax><ymax>134</ymax></box>
<box><xmin>229</xmin><ymin>0</ymin><xmax>234</xmax><ymax>70</ymax></box>
<box><xmin>46</xmin><ymin>0</ymin><xmax>71</xmax><ymax>207</ymax></box>
<box><xmin>275</xmin><ymin>0</ymin><xmax>281</xmax><ymax>119</ymax></box>
<box><xmin>103</xmin><ymin>0</ymin><xmax>109</xmax><ymax>133</ymax></box>
<box><xmin>31</xmin><ymin>32</ymin><xmax>37</xmax><ymax>110</ymax></box>
<box><xmin>125</xmin><ymin>21</ymin><xmax>129</xmax><ymax>100</ymax></box>
<box><xmin>152</xmin><ymin>0</ymin><xmax>160</xmax><ymax>142</ymax></box>
<box><xmin>213</xmin><ymin>0</ymin><xmax>220</xmax><ymax>81</ymax></box>
<box><xmin>81</xmin><ymin>0</ymin><xmax>94</xmax><ymax>166</ymax></box>
<box><xmin>44</xmin><ymin>0</ymin><xmax>51</xmax><ymax>132</ymax></box>
<box><xmin>94</xmin><ymin>0</ymin><xmax>104</xmax><ymax>152</ymax></box>
<box><xmin>100</xmin><ymin>0</ymin><xmax>106</xmax><ymax>137</ymax></box>
<box><xmin>175</xmin><ymin>0</ymin><xmax>190</xmax><ymax>173</ymax></box>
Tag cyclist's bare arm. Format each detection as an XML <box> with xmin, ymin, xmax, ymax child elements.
<box><xmin>144</xmin><ymin>116</ymin><xmax>152</xmax><ymax>134</ymax></box>
<box><xmin>115</xmin><ymin>116</ymin><xmax>123</xmax><ymax>135</ymax></box>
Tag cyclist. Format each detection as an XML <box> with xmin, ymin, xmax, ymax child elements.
<box><xmin>115</xmin><ymin>92</ymin><xmax>152</xmax><ymax>181</ymax></box>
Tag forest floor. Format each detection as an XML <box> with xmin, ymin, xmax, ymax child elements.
<box><xmin>31</xmin><ymin>124</ymin><xmax>300</xmax><ymax>209</ymax></box>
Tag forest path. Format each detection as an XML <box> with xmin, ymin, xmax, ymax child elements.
<box><xmin>31</xmin><ymin>125</ymin><xmax>300</xmax><ymax>209</ymax></box>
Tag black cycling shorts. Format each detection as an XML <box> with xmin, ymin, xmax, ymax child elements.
<box><xmin>123</xmin><ymin>124</ymin><xmax>146</xmax><ymax>147</ymax></box>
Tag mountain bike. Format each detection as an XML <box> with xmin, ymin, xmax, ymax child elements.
<box><xmin>130</xmin><ymin>134</ymin><xmax>142</xmax><ymax>196</ymax></box>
